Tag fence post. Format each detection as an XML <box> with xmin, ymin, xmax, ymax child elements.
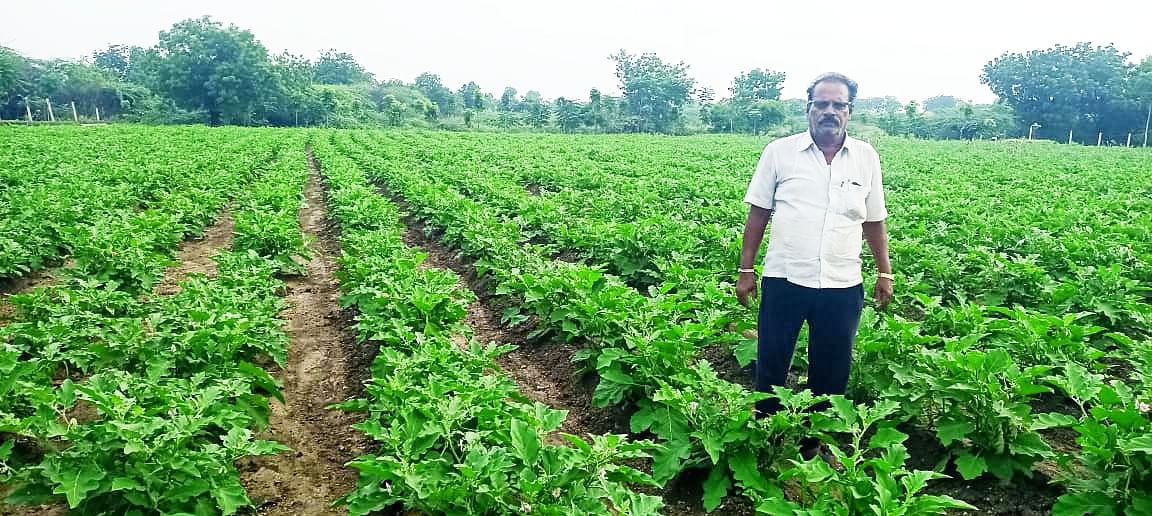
<box><xmin>71</xmin><ymin>101</ymin><xmax>78</xmax><ymax>122</ymax></box>
<box><xmin>1068</xmin><ymin>128</ymin><xmax>1073</xmax><ymax>144</ymax></box>
<box><xmin>45</xmin><ymin>99</ymin><xmax>54</xmax><ymax>122</ymax></box>
<box><xmin>26</xmin><ymin>104</ymin><xmax>33</xmax><ymax>122</ymax></box>
<box><xmin>95</xmin><ymin>106</ymin><xmax>101</xmax><ymax>121</ymax></box>
<box><xmin>1127</xmin><ymin>133</ymin><xmax>1132</xmax><ymax>147</ymax></box>
<box><xmin>1097</xmin><ymin>132</ymin><xmax>1102</xmax><ymax>146</ymax></box>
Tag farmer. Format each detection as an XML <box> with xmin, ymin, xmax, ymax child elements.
<box><xmin>734</xmin><ymin>72</ymin><xmax>893</xmax><ymax>459</ymax></box>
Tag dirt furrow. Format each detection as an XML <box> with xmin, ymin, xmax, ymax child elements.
<box><xmin>238</xmin><ymin>153</ymin><xmax>366</xmax><ymax>516</ymax></box>
<box><xmin>154</xmin><ymin>210</ymin><xmax>235</xmax><ymax>295</ymax></box>
<box><xmin>399</xmin><ymin>221</ymin><xmax>629</xmax><ymax>442</ymax></box>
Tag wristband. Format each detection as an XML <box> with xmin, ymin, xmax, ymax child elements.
<box><xmin>738</xmin><ymin>268</ymin><xmax>757</xmax><ymax>274</ymax></box>
<box><xmin>878</xmin><ymin>272</ymin><xmax>895</xmax><ymax>281</ymax></box>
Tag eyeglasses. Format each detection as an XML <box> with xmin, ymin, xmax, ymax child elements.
<box><xmin>808</xmin><ymin>100</ymin><xmax>852</xmax><ymax>112</ymax></box>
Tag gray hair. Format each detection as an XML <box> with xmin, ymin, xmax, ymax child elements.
<box><xmin>806</xmin><ymin>72</ymin><xmax>858</xmax><ymax>103</ymax></box>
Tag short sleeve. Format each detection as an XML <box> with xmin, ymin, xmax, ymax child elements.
<box><xmin>864</xmin><ymin>153</ymin><xmax>888</xmax><ymax>222</ymax></box>
<box><xmin>743</xmin><ymin>145</ymin><xmax>777</xmax><ymax>210</ymax></box>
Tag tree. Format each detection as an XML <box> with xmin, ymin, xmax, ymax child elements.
<box><xmin>414</xmin><ymin>72</ymin><xmax>457</xmax><ymax>116</ymax></box>
<box><xmin>499</xmin><ymin>86</ymin><xmax>518</xmax><ymax>111</ymax></box>
<box><xmin>585</xmin><ymin>88</ymin><xmax>605</xmax><ymax>131</ymax></box>
<box><xmin>554</xmin><ymin>97</ymin><xmax>583</xmax><ymax>132</ymax></box>
<box><xmin>152</xmin><ymin>16</ymin><xmax>277</xmax><ymax>125</ymax></box>
<box><xmin>853</xmin><ymin>96</ymin><xmax>903</xmax><ymax>116</ymax></box>
<box><xmin>0</xmin><ymin>47</ymin><xmax>29</xmax><ymax>108</ymax></box>
<box><xmin>91</xmin><ymin>44</ymin><xmax>135</xmax><ymax>79</ymax></box>
<box><xmin>459</xmin><ymin>81</ymin><xmax>482</xmax><ymax>109</ymax></box>
<box><xmin>981</xmin><ymin>43</ymin><xmax>1139</xmax><ymax>142</ymax></box>
<box><xmin>744</xmin><ymin>99</ymin><xmax>788</xmax><ymax>135</ymax></box>
<box><xmin>923</xmin><ymin>95</ymin><xmax>960</xmax><ymax>112</ymax></box>
<box><xmin>730</xmin><ymin>68</ymin><xmax>785</xmax><ymax>103</ymax></box>
<box><xmin>313</xmin><ymin>49</ymin><xmax>372</xmax><ymax>85</ymax></box>
<box><xmin>609</xmin><ymin>50</ymin><xmax>696</xmax><ymax>133</ymax></box>
<box><xmin>519</xmin><ymin>91</ymin><xmax>550</xmax><ymax>128</ymax></box>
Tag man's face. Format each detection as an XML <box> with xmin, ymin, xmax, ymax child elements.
<box><xmin>807</xmin><ymin>81</ymin><xmax>852</xmax><ymax>141</ymax></box>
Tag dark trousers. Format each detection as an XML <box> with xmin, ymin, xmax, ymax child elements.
<box><xmin>755</xmin><ymin>277</ymin><xmax>864</xmax><ymax>416</ymax></box>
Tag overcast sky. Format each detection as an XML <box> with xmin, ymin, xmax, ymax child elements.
<box><xmin>4</xmin><ymin>0</ymin><xmax>1150</xmax><ymax>105</ymax></box>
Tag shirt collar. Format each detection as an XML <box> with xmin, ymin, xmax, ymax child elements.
<box><xmin>797</xmin><ymin>130</ymin><xmax>857</xmax><ymax>154</ymax></box>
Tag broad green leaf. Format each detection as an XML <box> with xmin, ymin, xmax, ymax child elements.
<box><xmin>651</xmin><ymin>440</ymin><xmax>692</xmax><ymax>483</ymax></box>
<box><xmin>213</xmin><ymin>481</ymin><xmax>250</xmax><ymax>515</ymax></box>
<box><xmin>1031</xmin><ymin>412</ymin><xmax>1079</xmax><ymax>431</ymax></box>
<box><xmin>728</xmin><ymin>450</ymin><xmax>771</xmax><ymax>494</ymax></box>
<box><xmin>868</xmin><ymin>426</ymin><xmax>908</xmax><ymax>450</ymax></box>
<box><xmin>954</xmin><ymin>453</ymin><xmax>987</xmax><ymax>480</ymax></box>
<box><xmin>110</xmin><ymin>477</ymin><xmax>144</xmax><ymax>491</ymax></box>
<box><xmin>48</xmin><ymin>461</ymin><xmax>105</xmax><ymax>508</ymax></box>
<box><xmin>1009</xmin><ymin>432</ymin><xmax>1052</xmax><ymax>457</ymax></box>
<box><xmin>701</xmin><ymin>464</ymin><xmax>731</xmax><ymax>513</ymax></box>
<box><xmin>1118</xmin><ymin>433</ymin><xmax>1152</xmax><ymax>453</ymax></box>
<box><xmin>936</xmin><ymin>420</ymin><xmax>975</xmax><ymax>447</ymax></box>
<box><xmin>1052</xmin><ymin>492</ymin><xmax>1117</xmax><ymax>516</ymax></box>
<box><xmin>630</xmin><ymin>404</ymin><xmax>657</xmax><ymax>433</ymax></box>
<box><xmin>510</xmin><ymin>418</ymin><xmax>541</xmax><ymax>464</ymax></box>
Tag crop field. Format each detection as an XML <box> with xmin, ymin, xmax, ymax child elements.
<box><xmin>1</xmin><ymin>125</ymin><xmax>1150</xmax><ymax>515</ymax></box>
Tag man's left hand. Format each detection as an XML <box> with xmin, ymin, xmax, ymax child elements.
<box><xmin>874</xmin><ymin>277</ymin><xmax>893</xmax><ymax>310</ymax></box>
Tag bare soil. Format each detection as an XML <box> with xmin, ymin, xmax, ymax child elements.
<box><xmin>904</xmin><ymin>428</ymin><xmax>1062</xmax><ymax>514</ymax></box>
<box><xmin>0</xmin><ymin>268</ymin><xmax>59</xmax><ymax>326</ymax></box>
<box><xmin>238</xmin><ymin>153</ymin><xmax>368</xmax><ymax>515</ymax></box>
<box><xmin>154</xmin><ymin>211</ymin><xmax>235</xmax><ymax>295</ymax></box>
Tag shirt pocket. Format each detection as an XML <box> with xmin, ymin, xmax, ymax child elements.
<box><xmin>835</xmin><ymin>181</ymin><xmax>868</xmax><ymax>222</ymax></box>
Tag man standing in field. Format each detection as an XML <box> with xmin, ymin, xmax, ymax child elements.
<box><xmin>735</xmin><ymin>72</ymin><xmax>893</xmax><ymax>459</ymax></box>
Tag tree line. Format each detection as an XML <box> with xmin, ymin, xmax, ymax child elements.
<box><xmin>1</xmin><ymin>16</ymin><xmax>1149</xmax><ymax>142</ymax></box>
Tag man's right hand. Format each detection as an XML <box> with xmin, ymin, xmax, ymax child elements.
<box><xmin>736</xmin><ymin>272</ymin><xmax>758</xmax><ymax>306</ymax></box>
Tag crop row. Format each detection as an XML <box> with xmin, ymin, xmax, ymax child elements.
<box><xmin>0</xmin><ymin>134</ymin><xmax>308</xmax><ymax>514</ymax></box>
<box><xmin>0</xmin><ymin>126</ymin><xmax>276</xmax><ymax>282</ymax></box>
<box><xmin>311</xmin><ymin>136</ymin><xmax>667</xmax><ymax>515</ymax></box>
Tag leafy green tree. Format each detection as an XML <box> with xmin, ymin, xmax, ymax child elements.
<box><xmin>981</xmin><ymin>42</ymin><xmax>1140</xmax><ymax>141</ymax></box>
<box><xmin>853</xmin><ymin>96</ymin><xmax>903</xmax><ymax>117</ymax></box>
<box><xmin>91</xmin><ymin>45</ymin><xmax>136</xmax><ymax>80</ymax></box>
<box><xmin>554</xmin><ymin>97</ymin><xmax>583</xmax><ymax>132</ymax></box>
<box><xmin>0</xmin><ymin>47</ymin><xmax>30</xmax><ymax>111</ymax></box>
<box><xmin>519</xmin><ymin>91</ymin><xmax>550</xmax><ymax>128</ymax></box>
<box><xmin>609</xmin><ymin>50</ymin><xmax>696</xmax><ymax>133</ymax></box>
<box><xmin>313</xmin><ymin>49</ymin><xmax>372</xmax><ymax>85</ymax></box>
<box><xmin>730</xmin><ymin>68</ymin><xmax>785</xmax><ymax>103</ymax></box>
<box><xmin>744</xmin><ymin>99</ymin><xmax>788</xmax><ymax>135</ymax></box>
<box><xmin>459</xmin><ymin>81</ymin><xmax>482</xmax><ymax>109</ymax></box>
<box><xmin>585</xmin><ymin>88</ymin><xmax>606</xmax><ymax>131</ymax></box>
<box><xmin>499</xmin><ymin>86</ymin><xmax>518</xmax><ymax>111</ymax></box>
<box><xmin>414</xmin><ymin>72</ymin><xmax>458</xmax><ymax>116</ymax></box>
<box><xmin>923</xmin><ymin>95</ymin><xmax>960</xmax><ymax>112</ymax></box>
<box><xmin>152</xmin><ymin>16</ymin><xmax>277</xmax><ymax>125</ymax></box>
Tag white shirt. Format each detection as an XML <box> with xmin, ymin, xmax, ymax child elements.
<box><xmin>743</xmin><ymin>131</ymin><xmax>888</xmax><ymax>289</ymax></box>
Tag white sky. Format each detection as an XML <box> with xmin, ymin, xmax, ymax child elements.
<box><xmin>3</xmin><ymin>0</ymin><xmax>1150</xmax><ymax>105</ymax></box>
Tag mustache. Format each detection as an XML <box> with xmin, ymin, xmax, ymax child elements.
<box><xmin>819</xmin><ymin>116</ymin><xmax>838</xmax><ymax>124</ymax></box>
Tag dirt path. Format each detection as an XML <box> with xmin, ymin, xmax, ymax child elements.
<box><xmin>238</xmin><ymin>153</ymin><xmax>367</xmax><ymax>516</ymax></box>
<box><xmin>154</xmin><ymin>211</ymin><xmax>234</xmax><ymax>295</ymax></box>
<box><xmin>400</xmin><ymin>223</ymin><xmax>628</xmax><ymax>441</ymax></box>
